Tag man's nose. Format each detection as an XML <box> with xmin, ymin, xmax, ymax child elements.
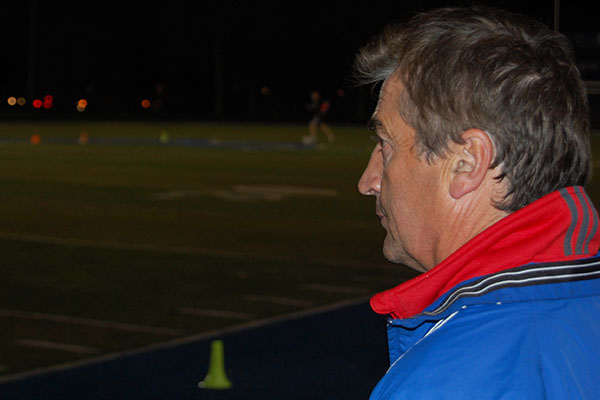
<box><xmin>358</xmin><ymin>147</ymin><xmax>382</xmax><ymax>196</ymax></box>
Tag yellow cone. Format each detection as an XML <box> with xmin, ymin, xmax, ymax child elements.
<box><xmin>198</xmin><ymin>340</ymin><xmax>232</xmax><ymax>390</ymax></box>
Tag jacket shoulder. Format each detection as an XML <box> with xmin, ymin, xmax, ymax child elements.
<box><xmin>372</xmin><ymin>289</ymin><xmax>600</xmax><ymax>399</ymax></box>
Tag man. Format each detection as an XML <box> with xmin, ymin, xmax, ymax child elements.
<box><xmin>305</xmin><ymin>90</ymin><xmax>335</xmax><ymax>144</ymax></box>
<box><xmin>355</xmin><ymin>6</ymin><xmax>600</xmax><ymax>399</ymax></box>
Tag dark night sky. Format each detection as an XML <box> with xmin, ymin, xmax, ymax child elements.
<box><xmin>1</xmin><ymin>1</ymin><xmax>598</xmax><ymax>121</ymax></box>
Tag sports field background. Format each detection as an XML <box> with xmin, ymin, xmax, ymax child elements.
<box><xmin>1</xmin><ymin>121</ymin><xmax>599</xmax><ymax>388</ymax></box>
<box><xmin>0</xmin><ymin>121</ymin><xmax>419</xmax><ymax>381</ymax></box>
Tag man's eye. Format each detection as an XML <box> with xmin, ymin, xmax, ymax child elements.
<box><xmin>369</xmin><ymin>134</ymin><xmax>387</xmax><ymax>149</ymax></box>
<box><xmin>380</xmin><ymin>140</ymin><xmax>393</xmax><ymax>161</ymax></box>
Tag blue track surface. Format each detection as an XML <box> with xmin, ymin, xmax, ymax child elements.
<box><xmin>1</xmin><ymin>301</ymin><xmax>389</xmax><ymax>399</ymax></box>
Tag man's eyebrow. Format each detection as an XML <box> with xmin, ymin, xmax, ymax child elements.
<box><xmin>367</xmin><ymin>118</ymin><xmax>383</xmax><ymax>133</ymax></box>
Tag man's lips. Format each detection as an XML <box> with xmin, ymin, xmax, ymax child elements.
<box><xmin>377</xmin><ymin>213</ymin><xmax>387</xmax><ymax>230</ymax></box>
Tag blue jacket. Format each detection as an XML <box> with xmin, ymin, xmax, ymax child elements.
<box><xmin>369</xmin><ymin>188</ymin><xmax>600</xmax><ymax>399</ymax></box>
<box><xmin>370</xmin><ymin>256</ymin><xmax>600</xmax><ymax>399</ymax></box>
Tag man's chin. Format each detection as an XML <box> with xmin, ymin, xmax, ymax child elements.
<box><xmin>382</xmin><ymin>242</ymin><xmax>406</xmax><ymax>265</ymax></box>
<box><xmin>383</xmin><ymin>242</ymin><xmax>427</xmax><ymax>273</ymax></box>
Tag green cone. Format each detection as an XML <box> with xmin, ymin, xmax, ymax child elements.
<box><xmin>198</xmin><ymin>340</ymin><xmax>232</xmax><ymax>390</ymax></box>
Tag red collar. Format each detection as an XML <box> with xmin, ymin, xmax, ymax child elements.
<box><xmin>371</xmin><ymin>187</ymin><xmax>600</xmax><ymax>319</ymax></box>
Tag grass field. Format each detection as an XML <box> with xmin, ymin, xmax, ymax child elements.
<box><xmin>0</xmin><ymin>121</ymin><xmax>417</xmax><ymax>379</ymax></box>
<box><xmin>1</xmin><ymin>121</ymin><xmax>599</xmax><ymax>380</ymax></box>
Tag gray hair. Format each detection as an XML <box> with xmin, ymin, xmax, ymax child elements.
<box><xmin>354</xmin><ymin>6</ymin><xmax>591</xmax><ymax>212</ymax></box>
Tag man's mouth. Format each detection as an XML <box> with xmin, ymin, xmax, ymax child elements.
<box><xmin>376</xmin><ymin>204</ymin><xmax>384</xmax><ymax>218</ymax></box>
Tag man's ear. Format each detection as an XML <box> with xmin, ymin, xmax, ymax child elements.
<box><xmin>449</xmin><ymin>129</ymin><xmax>495</xmax><ymax>199</ymax></box>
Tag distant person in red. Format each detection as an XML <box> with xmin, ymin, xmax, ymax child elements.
<box><xmin>303</xmin><ymin>90</ymin><xmax>335</xmax><ymax>145</ymax></box>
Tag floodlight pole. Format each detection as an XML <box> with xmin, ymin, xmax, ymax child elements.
<box><xmin>27</xmin><ymin>0</ymin><xmax>38</xmax><ymax>100</ymax></box>
<box><xmin>553</xmin><ymin>0</ymin><xmax>560</xmax><ymax>32</ymax></box>
<box><xmin>214</xmin><ymin>30</ymin><xmax>224</xmax><ymax>119</ymax></box>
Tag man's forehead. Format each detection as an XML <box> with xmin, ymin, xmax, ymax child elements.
<box><xmin>371</xmin><ymin>76</ymin><xmax>412</xmax><ymax>132</ymax></box>
<box><xmin>380</xmin><ymin>74</ymin><xmax>403</xmax><ymax>99</ymax></box>
<box><xmin>374</xmin><ymin>75</ymin><xmax>403</xmax><ymax>117</ymax></box>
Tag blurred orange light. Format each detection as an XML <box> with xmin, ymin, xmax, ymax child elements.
<box><xmin>30</xmin><ymin>134</ymin><xmax>41</xmax><ymax>144</ymax></box>
<box><xmin>17</xmin><ymin>97</ymin><xmax>26</xmax><ymax>106</ymax></box>
<box><xmin>77</xmin><ymin>99</ymin><xmax>88</xmax><ymax>112</ymax></box>
<box><xmin>7</xmin><ymin>97</ymin><xmax>17</xmax><ymax>106</ymax></box>
<box><xmin>78</xmin><ymin>132</ymin><xmax>89</xmax><ymax>145</ymax></box>
<box><xmin>32</xmin><ymin>99</ymin><xmax>43</xmax><ymax>109</ymax></box>
<box><xmin>141</xmin><ymin>99</ymin><xmax>151</xmax><ymax>109</ymax></box>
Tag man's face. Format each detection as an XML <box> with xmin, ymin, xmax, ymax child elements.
<box><xmin>358</xmin><ymin>75</ymin><xmax>453</xmax><ymax>272</ymax></box>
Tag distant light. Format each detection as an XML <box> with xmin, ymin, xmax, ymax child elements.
<box><xmin>77</xmin><ymin>99</ymin><xmax>88</xmax><ymax>112</ymax></box>
<box><xmin>7</xmin><ymin>97</ymin><xmax>17</xmax><ymax>106</ymax></box>
<box><xmin>43</xmin><ymin>94</ymin><xmax>53</xmax><ymax>109</ymax></box>
<box><xmin>32</xmin><ymin>99</ymin><xmax>43</xmax><ymax>109</ymax></box>
<box><xmin>30</xmin><ymin>134</ymin><xmax>41</xmax><ymax>145</ymax></box>
<box><xmin>17</xmin><ymin>97</ymin><xmax>26</xmax><ymax>106</ymax></box>
<box><xmin>141</xmin><ymin>99</ymin><xmax>151</xmax><ymax>109</ymax></box>
<box><xmin>159</xmin><ymin>130</ymin><xmax>170</xmax><ymax>143</ymax></box>
<box><xmin>260</xmin><ymin>86</ymin><xmax>270</xmax><ymax>96</ymax></box>
<box><xmin>78</xmin><ymin>132</ymin><xmax>89</xmax><ymax>145</ymax></box>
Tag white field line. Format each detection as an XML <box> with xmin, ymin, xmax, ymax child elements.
<box><xmin>16</xmin><ymin>339</ymin><xmax>99</xmax><ymax>355</ymax></box>
<box><xmin>0</xmin><ymin>231</ymin><xmax>374</xmax><ymax>269</ymax></box>
<box><xmin>211</xmin><ymin>189</ymin><xmax>283</xmax><ymax>201</ymax></box>
<box><xmin>350</xmin><ymin>274</ymin><xmax>398</xmax><ymax>284</ymax></box>
<box><xmin>0</xmin><ymin>296</ymin><xmax>371</xmax><ymax>384</ymax></box>
<box><xmin>244</xmin><ymin>294</ymin><xmax>314</xmax><ymax>307</ymax></box>
<box><xmin>301</xmin><ymin>283</ymin><xmax>368</xmax><ymax>295</ymax></box>
<box><xmin>178</xmin><ymin>308</ymin><xmax>254</xmax><ymax>320</ymax></box>
<box><xmin>152</xmin><ymin>189</ymin><xmax>202</xmax><ymax>200</ymax></box>
<box><xmin>0</xmin><ymin>231</ymin><xmax>213</xmax><ymax>256</ymax></box>
<box><xmin>232</xmin><ymin>185</ymin><xmax>338</xmax><ymax>197</ymax></box>
<box><xmin>152</xmin><ymin>185</ymin><xmax>337</xmax><ymax>202</ymax></box>
<box><xmin>0</xmin><ymin>309</ymin><xmax>183</xmax><ymax>336</ymax></box>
